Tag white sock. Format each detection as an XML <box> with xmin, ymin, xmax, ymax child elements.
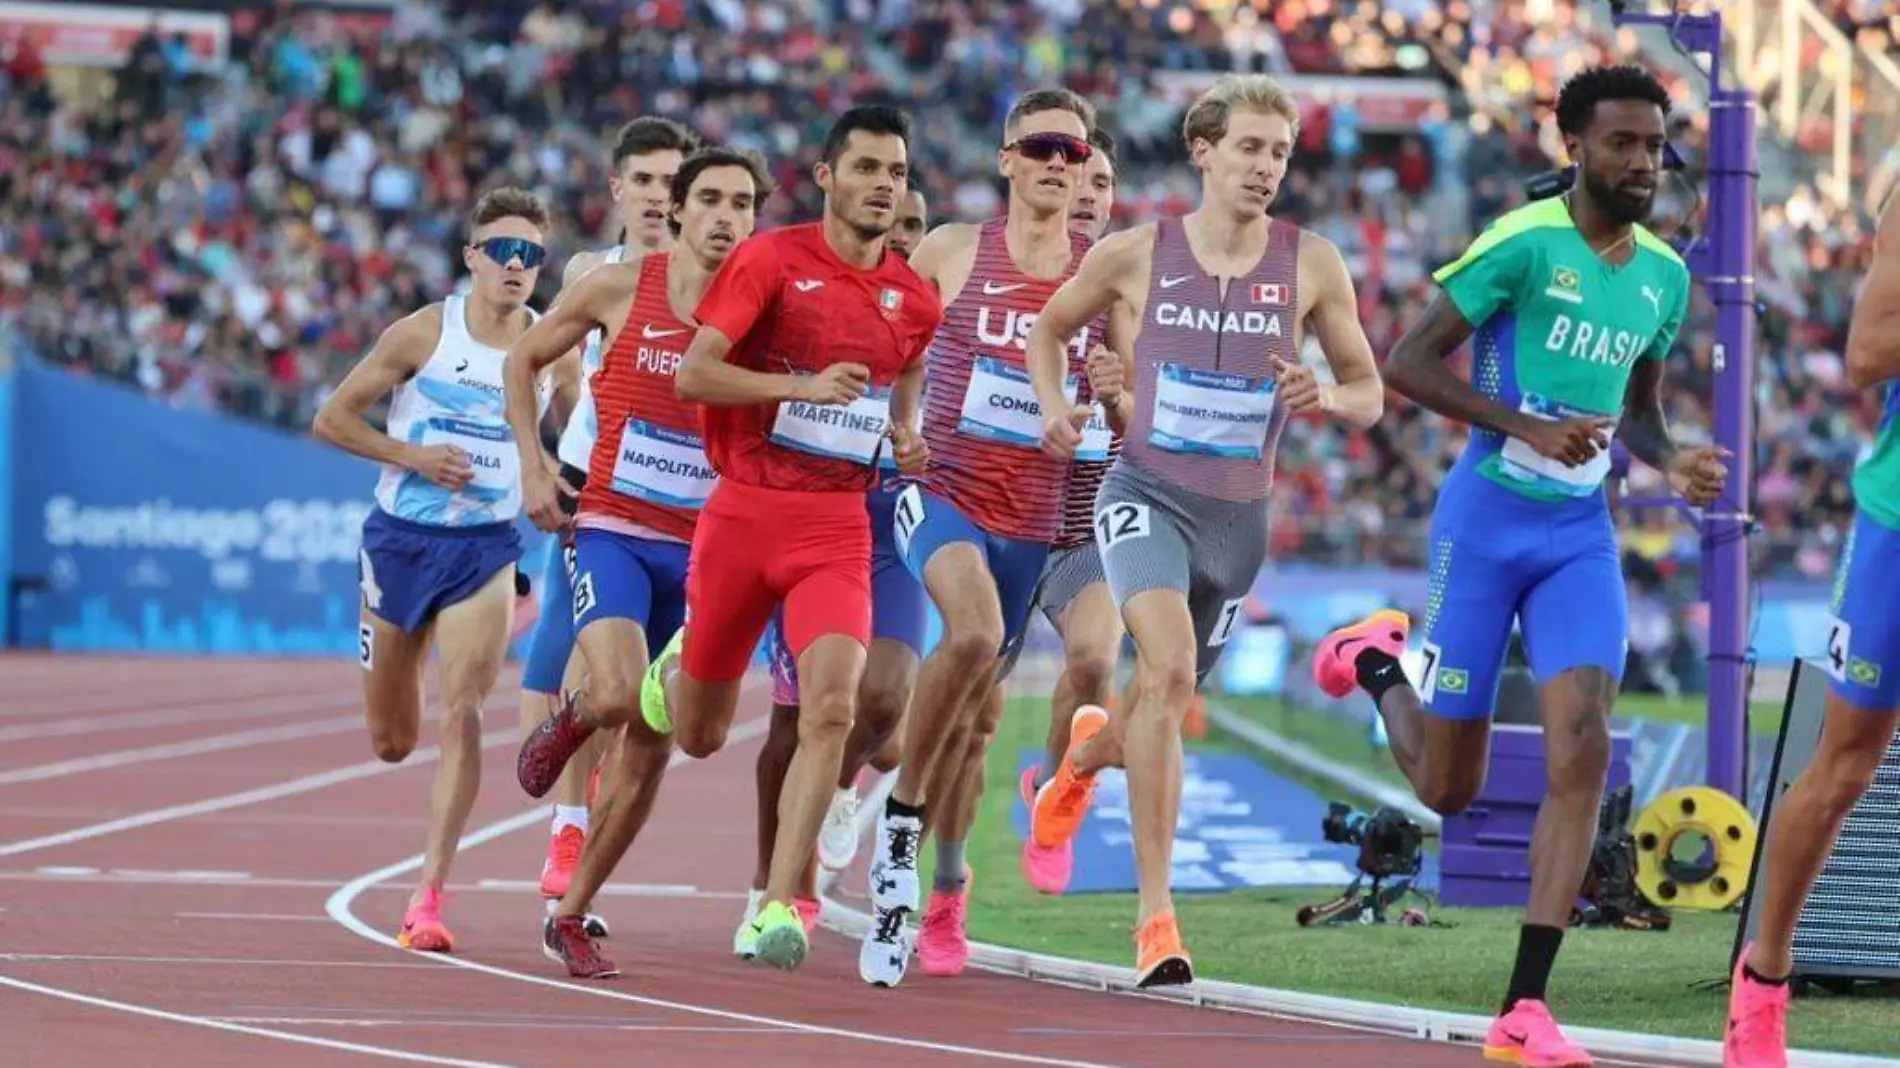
<box><xmin>552</xmin><ymin>805</ymin><xmax>589</xmax><ymax>835</ymax></box>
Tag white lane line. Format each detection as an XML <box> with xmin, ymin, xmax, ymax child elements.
<box><xmin>324</xmin><ymin>714</ymin><xmax>1141</xmax><ymax>1068</ymax></box>
<box><xmin>0</xmin><ymin>691</ymin><xmax>363</xmax><ymax>744</ymax></box>
<box><xmin>0</xmin><ymin>953</ymin><xmax>436</xmax><ymax>969</ymax></box>
<box><xmin>0</xmin><ymin>975</ymin><xmax>524</xmax><ymax>1068</ymax></box>
<box><xmin>0</xmin><ymin>714</ymin><xmax>371</xmax><ymax>785</ymax></box>
<box><xmin>208</xmin><ymin>1016</ymin><xmax>785</xmax><ymax>1034</ymax></box>
<box><xmin>174</xmin><ymin>913</ymin><xmax>333</xmax><ymax>923</ymax></box>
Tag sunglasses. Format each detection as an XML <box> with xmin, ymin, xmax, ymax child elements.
<box><xmin>473</xmin><ymin>236</ymin><xmax>546</xmax><ymax>269</ymax></box>
<box><xmin>1008</xmin><ymin>132</ymin><xmax>1092</xmax><ymax>164</ymax></box>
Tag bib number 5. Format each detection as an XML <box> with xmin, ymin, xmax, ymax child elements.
<box><xmin>1095</xmin><ymin>502</ymin><xmax>1150</xmax><ymax>551</ymax></box>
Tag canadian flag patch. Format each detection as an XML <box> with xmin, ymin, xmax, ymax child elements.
<box><xmin>1251</xmin><ymin>282</ymin><xmax>1286</xmax><ymax>305</ymax></box>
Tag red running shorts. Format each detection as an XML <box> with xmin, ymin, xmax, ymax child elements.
<box><xmin>681</xmin><ymin>481</ymin><xmax>872</xmax><ymax>683</ymax></box>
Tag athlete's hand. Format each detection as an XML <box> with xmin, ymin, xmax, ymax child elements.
<box><xmin>410</xmin><ymin>444</ymin><xmax>474</xmax><ymax>492</ymax></box>
<box><xmin>1085</xmin><ymin>343</ymin><xmax>1124</xmax><ymax>407</ymax></box>
<box><xmin>890</xmin><ymin>421</ymin><xmax>929</xmax><ymax>476</ymax></box>
<box><xmin>522</xmin><ymin>455</ymin><xmax>578</xmax><ymax>533</ymax></box>
<box><xmin>1666</xmin><ymin>444</ymin><xmax>1732</xmax><ymax>507</ymax></box>
<box><xmin>1040</xmin><ymin>405</ymin><xmax>1092</xmax><ymax>460</ymax></box>
<box><xmin>1517</xmin><ymin>416</ymin><xmax>1615</xmax><ymax>467</ymax></box>
<box><xmin>1269</xmin><ymin>356</ymin><xmax>1332</xmax><ymax>416</ymax></box>
<box><xmin>796</xmin><ymin>362</ymin><xmax>871</xmax><ymax>405</ymax></box>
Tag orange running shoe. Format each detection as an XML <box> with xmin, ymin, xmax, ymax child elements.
<box><xmin>539</xmin><ymin>824</ymin><xmax>584</xmax><ymax>899</ymax></box>
<box><xmin>1312</xmin><ymin>609</ymin><xmax>1411</xmax><ymax>699</ymax></box>
<box><xmin>1029</xmin><ymin>705</ymin><xmax>1110</xmax><ymax>850</ymax></box>
<box><xmin>397</xmin><ymin>885</ymin><xmax>453</xmax><ymax>953</ymax></box>
<box><xmin>1134</xmin><ymin>909</ymin><xmax>1193</xmax><ymax>989</ymax></box>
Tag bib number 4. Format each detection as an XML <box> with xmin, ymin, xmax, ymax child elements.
<box><xmin>1095</xmin><ymin>502</ymin><xmax>1150</xmax><ymax>551</ymax></box>
<box><xmin>1825</xmin><ymin>617</ymin><xmax>1852</xmax><ymax>683</ymax></box>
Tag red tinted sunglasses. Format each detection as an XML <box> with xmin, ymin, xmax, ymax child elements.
<box><xmin>1008</xmin><ymin>132</ymin><xmax>1092</xmax><ymax>164</ymax></box>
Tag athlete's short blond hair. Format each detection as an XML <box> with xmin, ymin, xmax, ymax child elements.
<box><xmin>1181</xmin><ymin>75</ymin><xmax>1301</xmax><ymax>150</ymax></box>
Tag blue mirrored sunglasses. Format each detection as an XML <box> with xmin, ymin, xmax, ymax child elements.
<box><xmin>474</xmin><ymin>236</ymin><xmax>546</xmax><ymax>269</ymax></box>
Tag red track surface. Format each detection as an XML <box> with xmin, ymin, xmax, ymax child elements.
<box><xmin>1</xmin><ymin>654</ymin><xmax>1550</xmax><ymax>1068</ymax></box>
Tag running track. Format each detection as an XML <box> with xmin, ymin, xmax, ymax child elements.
<box><xmin>0</xmin><ymin>654</ymin><xmax>1625</xmax><ymax>1068</ymax></box>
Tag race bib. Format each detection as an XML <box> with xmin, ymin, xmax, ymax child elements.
<box><xmin>423</xmin><ymin>416</ymin><xmax>515</xmax><ymax>491</ymax></box>
<box><xmin>1148</xmin><ymin>363</ymin><xmax>1276</xmax><ymax>459</ymax></box>
<box><xmin>770</xmin><ymin>380</ymin><xmax>893</xmax><ymax>466</ymax></box>
<box><xmin>958</xmin><ymin>356</ymin><xmax>1113</xmax><ymax>462</ymax></box>
<box><xmin>1498</xmin><ymin>393</ymin><xmax>1618</xmax><ymax>495</ymax></box>
<box><xmin>611</xmin><ymin>419</ymin><xmax>716</xmax><ymax>510</ymax></box>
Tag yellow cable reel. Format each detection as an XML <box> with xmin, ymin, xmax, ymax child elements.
<box><xmin>1632</xmin><ymin>786</ymin><xmax>1758</xmax><ymax>911</ymax></box>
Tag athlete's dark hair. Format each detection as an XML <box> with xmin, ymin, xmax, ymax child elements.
<box><xmin>821</xmin><ymin>105</ymin><xmax>911</xmax><ymax>167</ymax></box>
<box><xmin>667</xmin><ymin>146</ymin><xmax>776</xmax><ymax>236</ymax></box>
<box><xmin>1090</xmin><ymin>127</ymin><xmax>1119</xmax><ymax>175</ymax></box>
<box><xmin>1555</xmin><ymin>64</ymin><xmax>1671</xmax><ymax>137</ymax></box>
<box><xmin>612</xmin><ymin>116</ymin><xmax>699</xmax><ymax>171</ymax></box>
<box><xmin>1003</xmin><ymin>88</ymin><xmax>1096</xmax><ymax>139</ymax></box>
<box><xmin>468</xmin><ymin>186</ymin><xmax>549</xmax><ymax>234</ymax></box>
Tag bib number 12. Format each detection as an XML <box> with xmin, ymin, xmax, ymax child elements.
<box><xmin>1095</xmin><ymin>502</ymin><xmax>1150</xmax><ymax>550</ymax></box>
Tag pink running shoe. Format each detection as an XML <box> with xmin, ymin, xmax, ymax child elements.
<box><xmin>539</xmin><ymin>824</ymin><xmax>584</xmax><ymax>899</ymax></box>
<box><xmin>792</xmin><ymin>896</ymin><xmax>821</xmax><ymax>936</ymax></box>
<box><xmin>1483</xmin><ymin>999</ymin><xmax>1593</xmax><ymax>1067</ymax></box>
<box><xmin>1018</xmin><ymin>765</ymin><xmax>1073</xmax><ymax>895</ymax></box>
<box><xmin>1312</xmin><ymin>609</ymin><xmax>1411</xmax><ymax>699</ymax></box>
<box><xmin>1723</xmin><ymin>945</ymin><xmax>1789</xmax><ymax>1068</ymax></box>
<box><xmin>397</xmin><ymin>885</ymin><xmax>453</xmax><ymax>953</ymax></box>
<box><xmin>916</xmin><ymin>885</ymin><xmax>969</xmax><ymax>977</ymax></box>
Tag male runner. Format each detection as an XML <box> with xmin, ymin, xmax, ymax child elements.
<box><xmin>1023</xmin><ymin>73</ymin><xmax>1386</xmax><ymax>987</ymax></box>
<box><xmin>516</xmin><ymin>117</ymin><xmax>696</xmax><ymax>906</ymax></box>
<box><xmin>1307</xmin><ymin>65</ymin><xmax>1726</xmax><ymax>1063</ymax></box>
<box><xmin>520</xmin><ymin>105</ymin><xmax>941</xmax><ymax>973</ymax></box>
<box><xmin>313</xmin><ymin>187</ymin><xmax>553</xmax><ymax>952</ymax></box>
<box><xmin>504</xmin><ymin>146</ymin><xmax>771</xmax><ymax>978</ymax></box>
<box><xmin>859</xmin><ymin>88</ymin><xmax>1121</xmax><ymax>988</ymax></box>
<box><xmin>732</xmin><ymin>180</ymin><xmax>935</xmax><ymax>956</ymax></box>
<box><xmin>1724</xmin><ymin>193</ymin><xmax>1900</xmax><ymax>1066</ymax></box>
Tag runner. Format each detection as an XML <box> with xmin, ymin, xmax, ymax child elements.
<box><xmin>1021</xmin><ymin>73</ymin><xmax>1386</xmax><ymax>988</ymax></box>
<box><xmin>1724</xmin><ymin>191</ymin><xmax>1900</xmax><ymax>1067</ymax></box>
<box><xmin>519</xmin><ymin>104</ymin><xmax>941</xmax><ymax>973</ymax></box>
<box><xmin>1308</xmin><ymin>65</ymin><xmax>1723</xmax><ymax>1063</ymax></box>
<box><xmin>312</xmin><ymin>187</ymin><xmax>554</xmax><ymax>952</ymax></box>
<box><xmin>515</xmin><ymin>117</ymin><xmax>696</xmax><ymax>911</ymax></box>
<box><xmin>503</xmin><ymin>146</ymin><xmax>771</xmax><ymax>979</ymax></box>
<box><xmin>859</xmin><ymin>88</ymin><xmax>1120</xmax><ymax>988</ymax></box>
<box><xmin>888</xmin><ymin>186</ymin><xmax>929</xmax><ymax>259</ymax></box>
<box><xmin>732</xmin><ymin>181</ymin><xmax>935</xmax><ymax>955</ymax></box>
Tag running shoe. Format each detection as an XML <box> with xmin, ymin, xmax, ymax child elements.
<box><xmin>1723</xmin><ymin>944</ymin><xmax>1790</xmax><ymax>1068</ymax></box>
<box><xmin>1029</xmin><ymin>705</ymin><xmax>1110</xmax><ymax>850</ymax></box>
<box><xmin>748</xmin><ymin>899</ymin><xmax>808</xmax><ymax>972</ymax></box>
<box><xmin>1133</xmin><ymin>909</ymin><xmax>1192</xmax><ymax>989</ymax></box>
<box><xmin>1483</xmin><ymin>999</ymin><xmax>1594</xmax><ymax>1067</ymax></box>
<box><xmin>859</xmin><ymin>900</ymin><xmax>912</xmax><ymax>988</ymax></box>
<box><xmin>517</xmin><ymin>691</ymin><xmax>597</xmax><ymax>799</ymax></box>
<box><xmin>733</xmin><ymin>887</ymin><xmax>764</xmax><ymax>958</ymax></box>
<box><xmin>916</xmin><ymin>868</ymin><xmax>973</xmax><ymax>977</ymax></box>
<box><xmin>867</xmin><ymin>807</ymin><xmax>923</xmax><ymax>912</ymax></box>
<box><xmin>397</xmin><ymin>885</ymin><xmax>453</xmax><ymax>953</ymax></box>
<box><xmin>816</xmin><ymin>786</ymin><xmax>863</xmax><ymax>871</ymax></box>
<box><xmin>1312</xmin><ymin>609</ymin><xmax>1411</xmax><ymax>699</ymax></box>
<box><xmin>1018</xmin><ymin>765</ymin><xmax>1073</xmax><ymax>895</ymax></box>
<box><xmin>543</xmin><ymin>913</ymin><xmax>617</xmax><ymax>979</ymax></box>
<box><xmin>792</xmin><ymin>896</ymin><xmax>821</xmax><ymax>936</ymax></box>
<box><xmin>539</xmin><ymin>824</ymin><xmax>584</xmax><ymax>898</ymax></box>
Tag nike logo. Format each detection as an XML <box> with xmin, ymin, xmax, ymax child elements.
<box><xmin>983</xmin><ymin>280</ymin><xmax>1026</xmax><ymax>295</ymax></box>
<box><xmin>642</xmin><ymin>324</ymin><xmax>685</xmax><ymax>340</ymax></box>
<box><xmin>794</xmin><ymin>279</ymin><xmax>824</xmax><ymax>292</ymax></box>
<box><xmin>1159</xmin><ymin>275</ymin><xmax>1189</xmax><ymax>289</ymax></box>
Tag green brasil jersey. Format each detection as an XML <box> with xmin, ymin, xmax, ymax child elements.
<box><xmin>1855</xmin><ymin>383</ymin><xmax>1900</xmax><ymax>528</ymax></box>
<box><xmin>1432</xmin><ymin>197</ymin><xmax>1692</xmax><ymax>502</ymax></box>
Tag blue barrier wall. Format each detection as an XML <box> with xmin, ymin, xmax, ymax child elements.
<box><xmin>9</xmin><ymin>364</ymin><xmax>385</xmax><ymax>654</ymax></box>
<box><xmin>0</xmin><ymin>362</ymin><xmax>13</xmax><ymax>647</ymax></box>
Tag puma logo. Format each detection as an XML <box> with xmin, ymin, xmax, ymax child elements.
<box><xmin>1641</xmin><ymin>285</ymin><xmax>1662</xmax><ymax>315</ymax></box>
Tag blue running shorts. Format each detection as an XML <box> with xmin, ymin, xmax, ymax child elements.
<box><xmin>521</xmin><ymin>535</ymin><xmax>580</xmax><ymax>693</ymax></box>
<box><xmin>358</xmin><ymin>508</ymin><xmax>521</xmax><ymax>634</ymax></box>
<box><xmin>892</xmin><ymin>484</ymin><xmax>1048</xmax><ymax>654</ymax></box>
<box><xmin>1823</xmin><ymin>508</ymin><xmax>1900</xmax><ymax>712</ymax></box>
<box><xmin>570</xmin><ymin>527</ymin><xmax>691</xmax><ymax>659</ymax></box>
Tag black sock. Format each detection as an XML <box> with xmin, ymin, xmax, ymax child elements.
<box><xmin>885</xmin><ymin>796</ymin><xmax>924</xmax><ymax>821</ymax></box>
<box><xmin>1743</xmin><ymin>963</ymin><xmax>1788</xmax><ymax>987</ymax></box>
<box><xmin>1354</xmin><ymin>648</ymin><xmax>1408</xmax><ymax>705</ymax></box>
<box><xmin>1502</xmin><ymin>924</ymin><xmax>1565</xmax><ymax>1012</ymax></box>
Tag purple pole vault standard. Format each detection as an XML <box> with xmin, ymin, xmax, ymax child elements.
<box><xmin>1608</xmin><ymin>3</ymin><xmax>1757</xmax><ymax>800</ymax></box>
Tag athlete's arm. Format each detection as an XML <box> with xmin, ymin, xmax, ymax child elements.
<box><xmin>535</xmin><ymin>250</ymin><xmax>605</xmax><ymax>439</ymax></box>
<box><xmin>312</xmin><ymin>305</ymin><xmax>470</xmax><ymax>488</ymax></box>
<box><xmin>1093</xmin><ymin>301</ymin><xmax>1137</xmax><ymax>436</ymax></box>
<box><xmin>1846</xmin><ymin>194</ymin><xmax>1900</xmax><ymax>390</ymax></box>
<box><xmin>1028</xmin><ymin>227</ymin><xmax>1147</xmax><ymax>456</ymax></box>
<box><xmin>1299</xmin><ymin>234</ymin><xmax>1384</xmax><ymax>430</ymax></box>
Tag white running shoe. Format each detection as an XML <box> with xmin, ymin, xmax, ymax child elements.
<box><xmin>733</xmin><ymin>887</ymin><xmax>764</xmax><ymax>958</ymax></box>
<box><xmin>867</xmin><ymin>808</ymin><xmax>922</xmax><ymax>913</ymax></box>
<box><xmin>817</xmin><ymin>786</ymin><xmax>862</xmax><ymax>871</ymax></box>
<box><xmin>859</xmin><ymin>901</ymin><xmax>913</xmax><ymax>987</ymax></box>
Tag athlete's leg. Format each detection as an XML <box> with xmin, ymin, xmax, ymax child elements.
<box><xmin>1037</xmin><ymin>558</ymin><xmax>1122</xmax><ymax>788</ymax></box>
<box><xmin>740</xmin><ymin>609</ymin><xmax>803</xmax><ymax>953</ymax></box>
<box><xmin>817</xmin><ymin>639</ymin><xmax>918</xmax><ymax>871</ymax></box>
<box><xmin>518</xmin><ymin>538</ymin><xmax>597</xmax><ymax>899</ymax></box>
<box><xmin>1729</xmin><ymin>513</ymin><xmax>1900</xmax><ymax>1065</ymax></box>
<box><xmin>417</xmin><ymin>566</ymin><xmax>515</xmax><ymax>901</ymax></box>
<box><xmin>359</xmin><ymin>607</ymin><xmax>433</xmax><ymax>765</ymax></box>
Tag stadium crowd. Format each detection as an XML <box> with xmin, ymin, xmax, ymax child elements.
<box><xmin>0</xmin><ymin>0</ymin><xmax>1885</xmax><ymax>584</ymax></box>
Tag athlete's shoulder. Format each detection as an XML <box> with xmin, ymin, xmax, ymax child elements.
<box><xmin>1434</xmin><ymin>199</ymin><xmax>1567</xmax><ymax>283</ymax></box>
<box><xmin>562</xmin><ymin>247</ymin><xmax>612</xmax><ymax>288</ymax></box>
<box><xmin>1083</xmin><ymin>222</ymin><xmax>1158</xmax><ymax>274</ymax></box>
<box><xmin>1631</xmin><ymin>224</ymin><xmax>1689</xmax><ymax>279</ymax></box>
<box><xmin>907</xmin><ymin>221</ymin><xmax>982</xmax><ymax>280</ymax></box>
